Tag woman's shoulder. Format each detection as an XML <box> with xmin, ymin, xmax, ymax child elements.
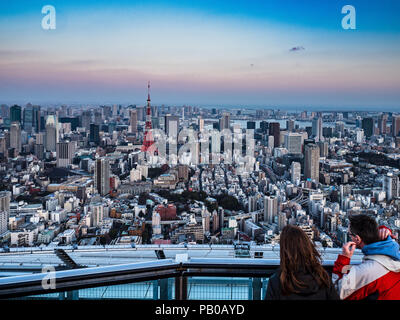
<box><xmin>268</xmin><ymin>269</ymin><xmax>281</xmax><ymax>285</ymax></box>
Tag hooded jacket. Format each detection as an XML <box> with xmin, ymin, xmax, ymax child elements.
<box><xmin>332</xmin><ymin>226</ymin><xmax>400</xmax><ymax>300</ymax></box>
<box><xmin>265</xmin><ymin>269</ymin><xmax>339</xmax><ymax>300</ymax></box>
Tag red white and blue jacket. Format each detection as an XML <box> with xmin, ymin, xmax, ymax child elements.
<box><xmin>332</xmin><ymin>226</ymin><xmax>400</xmax><ymax>300</ymax></box>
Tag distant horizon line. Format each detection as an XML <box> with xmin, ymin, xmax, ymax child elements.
<box><xmin>1</xmin><ymin>101</ymin><xmax>399</xmax><ymax>114</ymax></box>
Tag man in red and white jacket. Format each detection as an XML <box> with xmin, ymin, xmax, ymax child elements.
<box><xmin>333</xmin><ymin>214</ymin><xmax>400</xmax><ymax>300</ymax></box>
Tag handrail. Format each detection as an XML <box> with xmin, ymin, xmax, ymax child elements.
<box><xmin>0</xmin><ymin>259</ymin><xmax>180</xmax><ymax>299</ymax></box>
<box><xmin>0</xmin><ymin>258</ymin><xmax>361</xmax><ymax>300</ymax></box>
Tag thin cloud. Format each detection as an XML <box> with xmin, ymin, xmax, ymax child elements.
<box><xmin>289</xmin><ymin>46</ymin><xmax>305</xmax><ymax>52</ymax></box>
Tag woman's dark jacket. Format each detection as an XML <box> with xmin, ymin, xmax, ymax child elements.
<box><xmin>265</xmin><ymin>269</ymin><xmax>340</xmax><ymax>300</ymax></box>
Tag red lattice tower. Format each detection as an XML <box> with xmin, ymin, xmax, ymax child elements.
<box><xmin>141</xmin><ymin>81</ymin><xmax>156</xmax><ymax>153</ymax></box>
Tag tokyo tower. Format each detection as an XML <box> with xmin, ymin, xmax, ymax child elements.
<box><xmin>141</xmin><ymin>81</ymin><xmax>156</xmax><ymax>153</ymax></box>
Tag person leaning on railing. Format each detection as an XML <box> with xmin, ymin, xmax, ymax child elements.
<box><xmin>265</xmin><ymin>225</ymin><xmax>339</xmax><ymax>300</ymax></box>
<box><xmin>332</xmin><ymin>214</ymin><xmax>400</xmax><ymax>300</ymax></box>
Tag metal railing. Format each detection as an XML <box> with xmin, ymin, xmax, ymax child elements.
<box><xmin>0</xmin><ymin>258</ymin><xmax>354</xmax><ymax>300</ymax></box>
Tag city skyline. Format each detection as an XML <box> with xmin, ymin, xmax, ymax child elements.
<box><xmin>1</xmin><ymin>0</ymin><xmax>400</xmax><ymax>109</ymax></box>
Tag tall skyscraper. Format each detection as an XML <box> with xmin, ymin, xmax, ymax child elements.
<box><xmin>0</xmin><ymin>211</ymin><xmax>7</xmax><ymax>235</ymax></box>
<box><xmin>89</xmin><ymin>124</ymin><xmax>100</xmax><ymax>145</ymax></box>
<box><xmin>81</xmin><ymin>111</ymin><xmax>92</xmax><ymax>131</ymax></box>
<box><xmin>392</xmin><ymin>115</ymin><xmax>400</xmax><ymax>137</ymax></box>
<box><xmin>384</xmin><ymin>173</ymin><xmax>399</xmax><ymax>201</ymax></box>
<box><xmin>362</xmin><ymin>117</ymin><xmax>374</xmax><ymax>138</ymax></box>
<box><xmin>286</xmin><ymin>119</ymin><xmax>295</xmax><ymax>132</ymax></box>
<box><xmin>0</xmin><ymin>191</ymin><xmax>11</xmax><ymax>216</ymax></box>
<box><xmin>0</xmin><ymin>104</ymin><xmax>9</xmax><ymax>119</ymax></box>
<box><xmin>94</xmin><ymin>158</ymin><xmax>110</xmax><ymax>196</ymax></box>
<box><xmin>248</xmin><ymin>196</ymin><xmax>257</xmax><ymax>212</ymax></box>
<box><xmin>56</xmin><ymin>141</ymin><xmax>76</xmax><ymax>167</ymax></box>
<box><xmin>10</xmin><ymin>105</ymin><xmax>22</xmax><ymax>123</ymax></box>
<box><xmin>318</xmin><ymin>141</ymin><xmax>329</xmax><ymax>158</ymax></box>
<box><xmin>23</xmin><ymin>104</ymin><xmax>34</xmax><ymax>133</ymax></box>
<box><xmin>0</xmin><ymin>191</ymin><xmax>11</xmax><ymax>234</ymax></box>
<box><xmin>219</xmin><ymin>112</ymin><xmax>231</xmax><ymax>130</ymax></box>
<box><xmin>304</xmin><ymin>143</ymin><xmax>320</xmax><ymax>182</ymax></box>
<box><xmin>260</xmin><ymin>121</ymin><xmax>268</xmax><ymax>134</ymax></box>
<box><xmin>378</xmin><ymin>114</ymin><xmax>388</xmax><ymax>135</ymax></box>
<box><xmin>264</xmin><ymin>196</ymin><xmax>278</xmax><ymax>223</ymax></box>
<box><xmin>136</xmin><ymin>106</ymin><xmax>145</xmax><ymax>122</ymax></box>
<box><xmin>130</xmin><ymin>109</ymin><xmax>138</xmax><ymax>133</ymax></box>
<box><xmin>312</xmin><ymin>117</ymin><xmax>323</xmax><ymax>142</ymax></box>
<box><xmin>198</xmin><ymin>117</ymin><xmax>204</xmax><ymax>132</ymax></box>
<box><xmin>93</xmin><ymin>110</ymin><xmax>102</xmax><ymax>125</ymax></box>
<box><xmin>247</xmin><ymin>121</ymin><xmax>256</xmax><ymax>130</ymax></box>
<box><xmin>269</xmin><ymin>122</ymin><xmax>280</xmax><ymax>147</ymax></box>
<box><xmin>291</xmin><ymin>162</ymin><xmax>301</xmax><ymax>184</ymax></box>
<box><xmin>165</xmin><ymin>115</ymin><xmax>179</xmax><ymax>139</ymax></box>
<box><xmin>284</xmin><ymin>133</ymin><xmax>303</xmax><ymax>154</ymax></box>
<box><xmin>45</xmin><ymin>115</ymin><xmax>58</xmax><ymax>152</ymax></box>
<box><xmin>10</xmin><ymin>122</ymin><xmax>21</xmax><ymax>153</ymax></box>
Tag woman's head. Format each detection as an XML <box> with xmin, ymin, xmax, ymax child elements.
<box><xmin>279</xmin><ymin>225</ymin><xmax>330</xmax><ymax>295</ymax></box>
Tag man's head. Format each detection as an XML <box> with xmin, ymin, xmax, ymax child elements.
<box><xmin>348</xmin><ymin>214</ymin><xmax>380</xmax><ymax>248</ymax></box>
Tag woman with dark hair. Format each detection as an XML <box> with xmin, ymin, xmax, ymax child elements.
<box><xmin>265</xmin><ymin>225</ymin><xmax>339</xmax><ymax>300</ymax></box>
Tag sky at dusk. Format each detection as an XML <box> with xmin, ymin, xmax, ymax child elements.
<box><xmin>0</xmin><ymin>0</ymin><xmax>400</xmax><ymax>110</ymax></box>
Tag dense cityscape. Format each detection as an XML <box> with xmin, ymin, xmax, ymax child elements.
<box><xmin>0</xmin><ymin>85</ymin><xmax>399</xmax><ymax>252</ymax></box>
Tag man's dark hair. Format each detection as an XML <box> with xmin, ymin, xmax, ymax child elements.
<box><xmin>349</xmin><ymin>214</ymin><xmax>380</xmax><ymax>245</ymax></box>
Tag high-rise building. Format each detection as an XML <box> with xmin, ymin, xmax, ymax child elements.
<box><xmin>248</xmin><ymin>196</ymin><xmax>257</xmax><ymax>213</ymax></box>
<box><xmin>269</xmin><ymin>122</ymin><xmax>280</xmax><ymax>147</ymax></box>
<box><xmin>130</xmin><ymin>110</ymin><xmax>138</xmax><ymax>133</ymax></box>
<box><xmin>102</xmin><ymin>105</ymin><xmax>112</xmax><ymax>119</ymax></box>
<box><xmin>247</xmin><ymin>121</ymin><xmax>256</xmax><ymax>130</ymax></box>
<box><xmin>56</xmin><ymin>141</ymin><xmax>76</xmax><ymax>167</ymax></box>
<box><xmin>362</xmin><ymin>117</ymin><xmax>374</xmax><ymax>138</ymax></box>
<box><xmin>45</xmin><ymin>115</ymin><xmax>58</xmax><ymax>152</ymax></box>
<box><xmin>198</xmin><ymin>117</ymin><xmax>204</xmax><ymax>132</ymax></box>
<box><xmin>392</xmin><ymin>115</ymin><xmax>400</xmax><ymax>137</ymax></box>
<box><xmin>89</xmin><ymin>124</ymin><xmax>100</xmax><ymax>145</ymax></box>
<box><xmin>284</xmin><ymin>133</ymin><xmax>303</xmax><ymax>154</ymax></box>
<box><xmin>264</xmin><ymin>196</ymin><xmax>278</xmax><ymax>223</ymax></box>
<box><xmin>304</xmin><ymin>143</ymin><xmax>320</xmax><ymax>182</ymax></box>
<box><xmin>165</xmin><ymin>115</ymin><xmax>179</xmax><ymax>139</ymax></box>
<box><xmin>94</xmin><ymin>158</ymin><xmax>110</xmax><ymax>196</ymax></box>
<box><xmin>202</xmin><ymin>208</ymin><xmax>210</xmax><ymax>233</ymax></box>
<box><xmin>260</xmin><ymin>121</ymin><xmax>268</xmax><ymax>134</ymax></box>
<box><xmin>384</xmin><ymin>173</ymin><xmax>399</xmax><ymax>201</ymax></box>
<box><xmin>0</xmin><ymin>211</ymin><xmax>7</xmax><ymax>235</ymax></box>
<box><xmin>318</xmin><ymin>141</ymin><xmax>329</xmax><ymax>158</ymax></box>
<box><xmin>60</xmin><ymin>117</ymin><xmax>79</xmax><ymax>131</ymax></box>
<box><xmin>10</xmin><ymin>122</ymin><xmax>21</xmax><ymax>153</ymax></box>
<box><xmin>93</xmin><ymin>111</ymin><xmax>102</xmax><ymax>125</ymax></box>
<box><xmin>23</xmin><ymin>104</ymin><xmax>34</xmax><ymax>133</ymax></box>
<box><xmin>90</xmin><ymin>203</ymin><xmax>105</xmax><ymax>227</ymax></box>
<box><xmin>136</xmin><ymin>106</ymin><xmax>145</xmax><ymax>122</ymax></box>
<box><xmin>81</xmin><ymin>111</ymin><xmax>92</xmax><ymax>131</ymax></box>
<box><xmin>10</xmin><ymin>105</ymin><xmax>22</xmax><ymax>123</ymax></box>
<box><xmin>335</xmin><ymin>121</ymin><xmax>345</xmax><ymax>138</ymax></box>
<box><xmin>378</xmin><ymin>114</ymin><xmax>388</xmax><ymax>135</ymax></box>
<box><xmin>312</xmin><ymin>117</ymin><xmax>323</xmax><ymax>142</ymax></box>
<box><xmin>291</xmin><ymin>162</ymin><xmax>301</xmax><ymax>184</ymax></box>
<box><xmin>0</xmin><ymin>191</ymin><xmax>11</xmax><ymax>234</ymax></box>
<box><xmin>0</xmin><ymin>104</ymin><xmax>9</xmax><ymax>119</ymax></box>
<box><xmin>286</xmin><ymin>119</ymin><xmax>295</xmax><ymax>132</ymax></box>
<box><xmin>355</xmin><ymin>129</ymin><xmax>364</xmax><ymax>144</ymax></box>
<box><xmin>0</xmin><ymin>191</ymin><xmax>11</xmax><ymax>216</ymax></box>
<box><xmin>278</xmin><ymin>212</ymin><xmax>287</xmax><ymax>231</ymax></box>
<box><xmin>219</xmin><ymin>112</ymin><xmax>231</xmax><ymax>131</ymax></box>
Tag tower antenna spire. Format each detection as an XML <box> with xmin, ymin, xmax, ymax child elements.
<box><xmin>147</xmin><ymin>81</ymin><xmax>151</xmax><ymax>102</ymax></box>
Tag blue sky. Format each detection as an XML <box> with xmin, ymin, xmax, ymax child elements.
<box><xmin>0</xmin><ymin>0</ymin><xmax>399</xmax><ymax>110</ymax></box>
